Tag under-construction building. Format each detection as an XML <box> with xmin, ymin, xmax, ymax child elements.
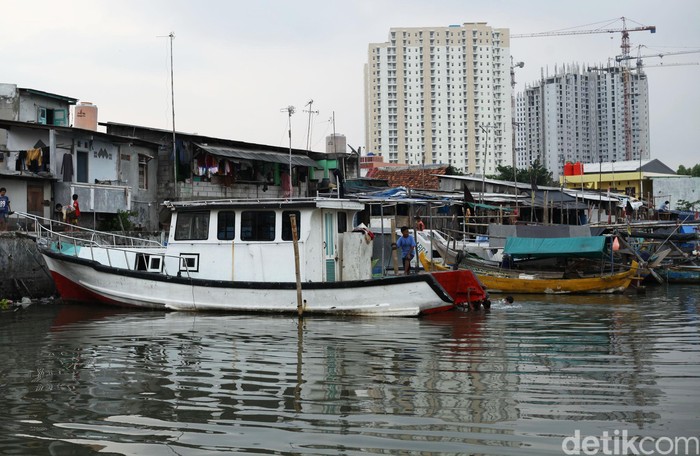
<box><xmin>515</xmin><ymin>64</ymin><xmax>650</xmax><ymax>178</ymax></box>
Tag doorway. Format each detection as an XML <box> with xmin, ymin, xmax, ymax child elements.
<box><xmin>27</xmin><ymin>183</ymin><xmax>44</xmax><ymax>217</ymax></box>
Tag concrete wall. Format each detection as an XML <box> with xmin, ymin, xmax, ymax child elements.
<box><xmin>0</xmin><ymin>232</ymin><xmax>56</xmax><ymax>299</ymax></box>
<box><xmin>177</xmin><ymin>179</ymin><xmax>307</xmax><ymax>200</ymax></box>
<box><xmin>18</xmin><ymin>92</ymin><xmax>70</xmax><ymax>124</ymax></box>
<box><xmin>118</xmin><ymin>144</ymin><xmax>159</xmax><ymax>230</ymax></box>
<box><xmin>0</xmin><ymin>180</ymin><xmax>52</xmax><ymax>219</ymax></box>
<box><xmin>652</xmin><ymin>176</ymin><xmax>700</xmax><ymax>210</ymax></box>
<box><xmin>0</xmin><ymin>84</ymin><xmax>20</xmax><ymax>153</ymax></box>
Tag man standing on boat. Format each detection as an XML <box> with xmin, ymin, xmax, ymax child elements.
<box><xmin>394</xmin><ymin>226</ymin><xmax>416</xmax><ymax>275</ymax></box>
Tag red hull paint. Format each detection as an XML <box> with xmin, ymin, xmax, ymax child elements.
<box><xmin>430</xmin><ymin>270</ymin><xmax>487</xmax><ymax>306</ymax></box>
<box><xmin>50</xmin><ymin>271</ymin><xmax>128</xmax><ymax>307</ymax></box>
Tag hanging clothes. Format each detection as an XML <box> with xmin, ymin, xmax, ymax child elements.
<box><xmin>61</xmin><ymin>153</ymin><xmax>74</xmax><ymax>181</ymax></box>
<box><xmin>26</xmin><ymin>148</ymin><xmax>43</xmax><ymax>172</ymax></box>
<box><xmin>42</xmin><ymin>147</ymin><xmax>51</xmax><ymax>172</ymax></box>
<box><xmin>25</xmin><ymin>148</ymin><xmax>42</xmax><ymax>165</ymax></box>
<box><xmin>16</xmin><ymin>150</ymin><xmax>26</xmax><ymax>171</ymax></box>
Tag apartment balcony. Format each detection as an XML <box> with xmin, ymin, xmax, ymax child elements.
<box><xmin>54</xmin><ymin>181</ymin><xmax>131</xmax><ymax>215</ymax></box>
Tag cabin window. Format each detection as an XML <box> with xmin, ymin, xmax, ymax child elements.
<box><xmin>282</xmin><ymin>211</ymin><xmax>301</xmax><ymax>241</ymax></box>
<box><xmin>217</xmin><ymin>211</ymin><xmax>236</xmax><ymax>240</ymax></box>
<box><xmin>179</xmin><ymin>254</ymin><xmax>200</xmax><ymax>273</ymax></box>
<box><xmin>175</xmin><ymin>211</ymin><xmax>210</xmax><ymax>240</ymax></box>
<box><xmin>241</xmin><ymin>210</ymin><xmax>275</xmax><ymax>241</ymax></box>
<box><xmin>337</xmin><ymin>212</ymin><xmax>348</xmax><ymax>233</ymax></box>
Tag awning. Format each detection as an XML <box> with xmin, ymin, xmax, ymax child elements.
<box><xmin>503</xmin><ymin>236</ymin><xmax>606</xmax><ymax>259</ymax></box>
<box><xmin>467</xmin><ymin>202</ymin><xmax>514</xmax><ymax>212</ymax></box>
<box><xmin>195</xmin><ymin>144</ymin><xmax>317</xmax><ymax>167</ymax></box>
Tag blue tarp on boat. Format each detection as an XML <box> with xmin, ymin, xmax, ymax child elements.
<box><xmin>503</xmin><ymin>236</ymin><xmax>606</xmax><ymax>259</ymax></box>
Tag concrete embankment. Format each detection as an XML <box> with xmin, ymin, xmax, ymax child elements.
<box><xmin>1</xmin><ymin>231</ymin><xmax>164</xmax><ymax>300</ymax></box>
<box><xmin>0</xmin><ymin>232</ymin><xmax>56</xmax><ymax>299</ymax></box>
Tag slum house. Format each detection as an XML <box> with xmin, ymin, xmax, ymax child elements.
<box><xmin>0</xmin><ymin>119</ymin><xmax>160</xmax><ymax>230</ymax></box>
<box><xmin>354</xmin><ymin>165</ymin><xmax>460</xmax><ymax>233</ymax></box>
<box><xmin>561</xmin><ymin>159</ymin><xmax>676</xmax><ymax>205</ymax></box>
<box><xmin>0</xmin><ymin>84</ymin><xmax>76</xmax><ymax>144</ymax></box>
<box><xmin>101</xmin><ymin>122</ymin><xmax>331</xmax><ymax>206</ymax></box>
<box><xmin>0</xmin><ymin>85</ymin><xmax>77</xmax><ymax>223</ymax></box>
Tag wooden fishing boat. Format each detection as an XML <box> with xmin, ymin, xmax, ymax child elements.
<box><xmin>458</xmin><ymin>254</ymin><xmax>565</xmax><ymax>279</ymax></box>
<box><xmin>475</xmin><ymin>236</ymin><xmax>638</xmax><ymax>294</ymax></box>
<box><xmin>476</xmin><ymin>261</ymin><xmax>638</xmax><ymax>294</ymax></box>
<box><xmin>32</xmin><ymin>198</ymin><xmax>487</xmax><ymax>316</ymax></box>
<box><xmin>658</xmin><ymin>264</ymin><xmax>700</xmax><ymax>283</ymax></box>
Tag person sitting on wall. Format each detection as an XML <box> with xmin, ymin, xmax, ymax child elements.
<box><xmin>659</xmin><ymin>200</ymin><xmax>670</xmax><ymax>212</ymax></box>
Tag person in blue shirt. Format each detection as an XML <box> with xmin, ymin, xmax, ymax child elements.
<box><xmin>0</xmin><ymin>187</ymin><xmax>11</xmax><ymax>231</ymax></box>
<box><xmin>393</xmin><ymin>226</ymin><xmax>416</xmax><ymax>275</ymax></box>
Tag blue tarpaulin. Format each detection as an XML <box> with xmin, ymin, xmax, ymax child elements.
<box><xmin>503</xmin><ymin>236</ymin><xmax>606</xmax><ymax>259</ymax></box>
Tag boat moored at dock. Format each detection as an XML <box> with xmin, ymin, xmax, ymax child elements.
<box><xmin>32</xmin><ymin>198</ymin><xmax>487</xmax><ymax>316</ymax></box>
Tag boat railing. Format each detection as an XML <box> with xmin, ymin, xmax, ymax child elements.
<box><xmin>164</xmin><ymin>196</ymin><xmax>323</xmax><ymax>208</ymax></box>
<box><xmin>13</xmin><ymin>211</ymin><xmax>164</xmax><ymax>248</ymax></box>
<box><xmin>11</xmin><ymin>211</ymin><xmax>195</xmax><ymax>278</ymax></box>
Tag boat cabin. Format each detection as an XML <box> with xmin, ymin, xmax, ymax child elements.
<box><xmin>162</xmin><ymin>198</ymin><xmax>371</xmax><ymax>283</ymax></box>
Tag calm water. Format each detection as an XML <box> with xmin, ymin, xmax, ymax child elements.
<box><xmin>1</xmin><ymin>285</ymin><xmax>699</xmax><ymax>455</ymax></box>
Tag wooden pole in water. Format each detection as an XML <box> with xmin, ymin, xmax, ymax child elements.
<box><xmin>290</xmin><ymin>213</ymin><xmax>303</xmax><ymax>316</ymax></box>
<box><xmin>391</xmin><ymin>218</ymin><xmax>399</xmax><ymax>275</ymax></box>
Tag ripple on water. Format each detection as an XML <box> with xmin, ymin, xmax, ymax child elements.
<box><xmin>1</xmin><ymin>286</ymin><xmax>699</xmax><ymax>455</ymax></box>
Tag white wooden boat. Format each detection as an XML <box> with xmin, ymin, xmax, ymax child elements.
<box><xmin>33</xmin><ymin>198</ymin><xmax>487</xmax><ymax>316</ymax></box>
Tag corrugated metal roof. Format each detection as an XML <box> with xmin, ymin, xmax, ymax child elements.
<box><xmin>196</xmin><ymin>144</ymin><xmax>317</xmax><ymax>167</ymax></box>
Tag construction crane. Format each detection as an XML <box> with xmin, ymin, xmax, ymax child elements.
<box><xmin>616</xmin><ymin>46</ymin><xmax>700</xmax><ymax>63</ymax></box>
<box><xmin>617</xmin><ymin>46</ymin><xmax>700</xmax><ymax>73</ymax></box>
<box><xmin>512</xmin><ymin>17</ymin><xmax>657</xmax><ymax>161</ymax></box>
<box><xmin>643</xmin><ymin>62</ymin><xmax>699</xmax><ymax>68</ymax></box>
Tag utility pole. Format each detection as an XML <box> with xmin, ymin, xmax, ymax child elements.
<box><xmin>281</xmin><ymin>105</ymin><xmax>295</xmax><ymax>197</ymax></box>
<box><xmin>303</xmin><ymin>99</ymin><xmax>318</xmax><ymax>151</ymax></box>
<box><xmin>511</xmin><ymin>56</ymin><xmax>524</xmax><ymax>212</ymax></box>
<box><xmin>478</xmin><ymin>123</ymin><xmax>492</xmax><ymax>204</ymax></box>
<box><xmin>158</xmin><ymin>32</ymin><xmax>178</xmax><ymax>198</ymax></box>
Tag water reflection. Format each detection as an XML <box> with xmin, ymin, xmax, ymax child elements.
<box><xmin>1</xmin><ymin>286</ymin><xmax>698</xmax><ymax>455</ymax></box>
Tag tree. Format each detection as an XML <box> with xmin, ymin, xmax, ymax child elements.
<box><xmin>676</xmin><ymin>199</ymin><xmax>700</xmax><ymax>211</ymax></box>
<box><xmin>676</xmin><ymin>164</ymin><xmax>700</xmax><ymax>177</ymax></box>
<box><xmin>490</xmin><ymin>159</ymin><xmax>555</xmax><ymax>187</ymax></box>
<box><xmin>445</xmin><ymin>165</ymin><xmax>463</xmax><ymax>176</ymax></box>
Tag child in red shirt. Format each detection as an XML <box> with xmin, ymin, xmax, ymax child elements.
<box><xmin>71</xmin><ymin>194</ymin><xmax>80</xmax><ymax>225</ymax></box>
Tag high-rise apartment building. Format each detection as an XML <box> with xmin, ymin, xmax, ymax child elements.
<box><xmin>365</xmin><ymin>23</ymin><xmax>512</xmax><ymax>175</ymax></box>
<box><xmin>515</xmin><ymin>65</ymin><xmax>650</xmax><ymax>178</ymax></box>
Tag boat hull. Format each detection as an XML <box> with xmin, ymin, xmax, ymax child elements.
<box><xmin>477</xmin><ymin>262</ymin><xmax>638</xmax><ymax>294</ymax></box>
<box><xmin>659</xmin><ymin>265</ymin><xmax>700</xmax><ymax>283</ymax></box>
<box><xmin>42</xmin><ymin>250</ymin><xmax>485</xmax><ymax>316</ymax></box>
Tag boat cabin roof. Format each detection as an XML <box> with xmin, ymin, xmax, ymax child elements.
<box><xmin>165</xmin><ymin>197</ymin><xmax>365</xmax><ymax>212</ymax></box>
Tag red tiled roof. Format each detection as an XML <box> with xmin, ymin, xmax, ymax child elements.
<box><xmin>366</xmin><ymin>166</ymin><xmax>448</xmax><ymax>190</ymax></box>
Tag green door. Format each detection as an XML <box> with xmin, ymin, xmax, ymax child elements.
<box><xmin>323</xmin><ymin>211</ymin><xmax>337</xmax><ymax>282</ymax></box>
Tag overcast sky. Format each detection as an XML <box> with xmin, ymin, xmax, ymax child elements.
<box><xmin>3</xmin><ymin>0</ymin><xmax>698</xmax><ymax>169</ymax></box>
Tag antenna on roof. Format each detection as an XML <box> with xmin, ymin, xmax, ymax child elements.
<box><xmin>158</xmin><ymin>32</ymin><xmax>177</xmax><ymax>198</ymax></box>
<box><xmin>280</xmin><ymin>106</ymin><xmax>295</xmax><ymax>197</ymax></box>
<box><xmin>303</xmin><ymin>99</ymin><xmax>318</xmax><ymax>151</ymax></box>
